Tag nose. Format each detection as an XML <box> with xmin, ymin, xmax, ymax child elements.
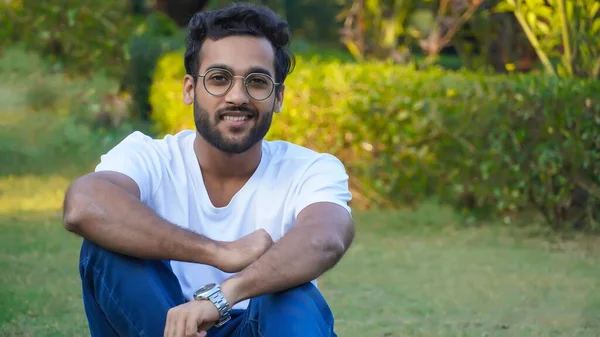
<box><xmin>224</xmin><ymin>76</ymin><xmax>249</xmax><ymax>105</ymax></box>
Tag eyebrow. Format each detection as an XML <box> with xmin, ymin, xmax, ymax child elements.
<box><xmin>205</xmin><ymin>64</ymin><xmax>273</xmax><ymax>77</ymax></box>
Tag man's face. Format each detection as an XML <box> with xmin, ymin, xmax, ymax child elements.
<box><xmin>183</xmin><ymin>35</ymin><xmax>284</xmax><ymax>154</ymax></box>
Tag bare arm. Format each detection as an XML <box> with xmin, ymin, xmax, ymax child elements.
<box><xmin>63</xmin><ymin>171</ymin><xmax>271</xmax><ymax>273</ymax></box>
<box><xmin>220</xmin><ymin>201</ymin><xmax>355</xmax><ymax>305</ymax></box>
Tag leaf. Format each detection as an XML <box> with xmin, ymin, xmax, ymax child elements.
<box><xmin>525</xmin><ymin>0</ymin><xmax>545</xmax><ymax>8</ymax></box>
<box><xmin>67</xmin><ymin>9</ymin><xmax>77</xmax><ymax>27</ymax></box>
<box><xmin>592</xmin><ymin>56</ymin><xmax>600</xmax><ymax>78</ymax></box>
<box><xmin>590</xmin><ymin>1</ymin><xmax>600</xmax><ymax>18</ymax></box>
<box><xmin>566</xmin><ymin>0</ymin><xmax>574</xmax><ymax>19</ymax></box>
<box><xmin>536</xmin><ymin>21</ymin><xmax>551</xmax><ymax>34</ymax></box>
<box><xmin>527</xmin><ymin>11</ymin><xmax>538</xmax><ymax>29</ymax></box>
<box><xmin>535</xmin><ymin>5</ymin><xmax>555</xmax><ymax>21</ymax></box>
<box><xmin>494</xmin><ymin>1</ymin><xmax>516</xmax><ymax>13</ymax></box>
<box><xmin>592</xmin><ymin>18</ymin><xmax>600</xmax><ymax>35</ymax></box>
<box><xmin>343</xmin><ymin>41</ymin><xmax>364</xmax><ymax>61</ymax></box>
<box><xmin>365</xmin><ymin>0</ymin><xmax>381</xmax><ymax>18</ymax></box>
<box><xmin>382</xmin><ymin>19</ymin><xmax>399</xmax><ymax>48</ymax></box>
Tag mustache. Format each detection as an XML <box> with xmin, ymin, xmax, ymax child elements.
<box><xmin>216</xmin><ymin>106</ymin><xmax>258</xmax><ymax>117</ymax></box>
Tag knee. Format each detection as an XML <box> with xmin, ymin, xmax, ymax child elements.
<box><xmin>248</xmin><ymin>282</ymin><xmax>336</xmax><ymax>336</ymax></box>
<box><xmin>270</xmin><ymin>282</ymin><xmax>322</xmax><ymax>304</ymax></box>
<box><xmin>80</xmin><ymin>239</ymin><xmax>127</xmax><ymax>267</ymax></box>
<box><xmin>257</xmin><ymin>282</ymin><xmax>333</xmax><ymax>320</ymax></box>
<box><xmin>79</xmin><ymin>239</ymin><xmax>181</xmax><ymax>297</ymax></box>
<box><xmin>79</xmin><ymin>239</ymin><xmax>152</xmax><ymax>280</ymax></box>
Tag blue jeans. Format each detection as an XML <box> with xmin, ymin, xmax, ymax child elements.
<box><xmin>78</xmin><ymin>239</ymin><xmax>338</xmax><ymax>337</ymax></box>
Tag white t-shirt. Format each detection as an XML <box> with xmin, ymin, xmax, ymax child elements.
<box><xmin>94</xmin><ymin>130</ymin><xmax>352</xmax><ymax>309</ymax></box>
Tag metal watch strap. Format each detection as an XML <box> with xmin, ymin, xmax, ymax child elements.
<box><xmin>209</xmin><ymin>287</ymin><xmax>231</xmax><ymax>327</ymax></box>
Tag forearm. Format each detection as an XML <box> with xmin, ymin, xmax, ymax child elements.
<box><xmin>222</xmin><ymin>204</ymin><xmax>354</xmax><ymax>305</ymax></box>
<box><xmin>62</xmin><ymin>175</ymin><xmax>219</xmax><ymax>265</ymax></box>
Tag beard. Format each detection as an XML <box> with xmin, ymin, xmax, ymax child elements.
<box><xmin>193</xmin><ymin>97</ymin><xmax>273</xmax><ymax>154</ymax></box>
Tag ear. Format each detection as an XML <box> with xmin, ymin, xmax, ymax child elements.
<box><xmin>183</xmin><ymin>75</ymin><xmax>196</xmax><ymax>106</ymax></box>
<box><xmin>273</xmin><ymin>85</ymin><xmax>285</xmax><ymax>114</ymax></box>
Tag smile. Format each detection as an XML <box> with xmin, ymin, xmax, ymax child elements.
<box><xmin>223</xmin><ymin>115</ymin><xmax>250</xmax><ymax>122</ymax></box>
<box><xmin>221</xmin><ymin>113</ymin><xmax>255</xmax><ymax>128</ymax></box>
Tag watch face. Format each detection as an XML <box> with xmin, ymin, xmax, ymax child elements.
<box><xmin>196</xmin><ymin>283</ymin><xmax>216</xmax><ymax>294</ymax></box>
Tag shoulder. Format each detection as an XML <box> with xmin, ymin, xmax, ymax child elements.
<box><xmin>95</xmin><ymin>129</ymin><xmax>195</xmax><ymax>202</ymax></box>
<box><xmin>108</xmin><ymin>129</ymin><xmax>194</xmax><ymax>151</ymax></box>
<box><xmin>262</xmin><ymin>140</ymin><xmax>352</xmax><ymax>216</ymax></box>
<box><xmin>262</xmin><ymin>140</ymin><xmax>347</xmax><ymax>174</ymax></box>
<box><xmin>101</xmin><ymin>129</ymin><xmax>195</xmax><ymax>162</ymax></box>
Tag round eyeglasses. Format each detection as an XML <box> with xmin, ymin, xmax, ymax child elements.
<box><xmin>196</xmin><ymin>68</ymin><xmax>280</xmax><ymax>101</ymax></box>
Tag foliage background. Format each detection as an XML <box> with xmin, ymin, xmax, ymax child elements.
<box><xmin>1</xmin><ymin>0</ymin><xmax>599</xmax><ymax>233</ymax></box>
<box><xmin>2</xmin><ymin>1</ymin><xmax>600</xmax><ymax>336</ymax></box>
<box><xmin>151</xmin><ymin>51</ymin><xmax>600</xmax><ymax>230</ymax></box>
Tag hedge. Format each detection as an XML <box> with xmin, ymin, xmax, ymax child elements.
<box><xmin>149</xmin><ymin>51</ymin><xmax>600</xmax><ymax>231</ymax></box>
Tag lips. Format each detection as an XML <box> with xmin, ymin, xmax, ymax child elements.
<box><xmin>218</xmin><ymin>109</ymin><xmax>256</xmax><ymax>128</ymax></box>
<box><xmin>219</xmin><ymin>107</ymin><xmax>256</xmax><ymax>118</ymax></box>
<box><xmin>223</xmin><ymin>115</ymin><xmax>250</xmax><ymax>122</ymax></box>
<box><xmin>219</xmin><ymin>108</ymin><xmax>256</xmax><ymax>126</ymax></box>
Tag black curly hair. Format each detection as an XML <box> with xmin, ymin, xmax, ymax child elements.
<box><xmin>184</xmin><ymin>2</ymin><xmax>295</xmax><ymax>92</ymax></box>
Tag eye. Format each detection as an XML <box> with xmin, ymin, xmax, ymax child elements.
<box><xmin>210</xmin><ymin>74</ymin><xmax>229</xmax><ymax>82</ymax></box>
<box><xmin>205</xmin><ymin>70</ymin><xmax>231</xmax><ymax>86</ymax></box>
<box><xmin>247</xmin><ymin>75</ymin><xmax>270</xmax><ymax>86</ymax></box>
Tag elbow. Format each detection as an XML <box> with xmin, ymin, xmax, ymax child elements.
<box><xmin>310</xmin><ymin>236</ymin><xmax>347</xmax><ymax>264</ymax></box>
<box><xmin>63</xmin><ymin>208</ymin><xmax>81</xmax><ymax>234</ymax></box>
<box><xmin>311</xmin><ymin>220</ymin><xmax>355</xmax><ymax>263</ymax></box>
<box><xmin>62</xmin><ymin>178</ymin><xmax>90</xmax><ymax>234</ymax></box>
<box><xmin>63</xmin><ymin>192</ymin><xmax>81</xmax><ymax>234</ymax></box>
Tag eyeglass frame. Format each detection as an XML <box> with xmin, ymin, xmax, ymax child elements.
<box><xmin>193</xmin><ymin>67</ymin><xmax>282</xmax><ymax>102</ymax></box>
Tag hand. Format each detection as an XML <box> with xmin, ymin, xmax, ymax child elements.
<box><xmin>164</xmin><ymin>299</ymin><xmax>220</xmax><ymax>337</ymax></box>
<box><xmin>217</xmin><ymin>228</ymin><xmax>273</xmax><ymax>273</ymax></box>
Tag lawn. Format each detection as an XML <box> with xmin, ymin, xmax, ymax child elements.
<box><xmin>2</xmin><ymin>183</ymin><xmax>600</xmax><ymax>337</ymax></box>
<box><xmin>1</xmin><ymin>49</ymin><xmax>599</xmax><ymax>337</ymax></box>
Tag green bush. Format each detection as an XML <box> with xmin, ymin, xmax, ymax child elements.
<box><xmin>1</xmin><ymin>0</ymin><xmax>134</xmax><ymax>77</ymax></box>
<box><xmin>122</xmin><ymin>12</ymin><xmax>186</xmax><ymax>120</ymax></box>
<box><xmin>0</xmin><ymin>112</ymin><xmax>139</xmax><ymax>177</ymax></box>
<box><xmin>0</xmin><ymin>45</ymin><xmax>126</xmax><ymax>120</ymax></box>
<box><xmin>149</xmin><ymin>51</ymin><xmax>600</xmax><ymax>231</ymax></box>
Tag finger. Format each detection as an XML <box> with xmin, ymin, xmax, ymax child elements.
<box><xmin>164</xmin><ymin>309</ymin><xmax>174</xmax><ymax>337</ymax></box>
<box><xmin>185</xmin><ymin>314</ymin><xmax>199</xmax><ymax>337</ymax></box>
<box><xmin>196</xmin><ymin>319</ymin><xmax>212</xmax><ymax>337</ymax></box>
<box><xmin>173</xmin><ymin>315</ymin><xmax>186</xmax><ymax>337</ymax></box>
<box><xmin>197</xmin><ymin>331</ymin><xmax>207</xmax><ymax>337</ymax></box>
<box><xmin>198</xmin><ymin>321</ymin><xmax>214</xmax><ymax>332</ymax></box>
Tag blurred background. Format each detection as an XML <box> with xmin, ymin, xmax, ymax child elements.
<box><xmin>1</xmin><ymin>0</ymin><xmax>599</xmax><ymax>336</ymax></box>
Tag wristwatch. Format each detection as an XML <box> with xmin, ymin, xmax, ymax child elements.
<box><xmin>193</xmin><ymin>283</ymin><xmax>232</xmax><ymax>327</ymax></box>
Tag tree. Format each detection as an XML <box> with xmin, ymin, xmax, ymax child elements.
<box><xmin>495</xmin><ymin>0</ymin><xmax>600</xmax><ymax>79</ymax></box>
<box><xmin>153</xmin><ymin>0</ymin><xmax>210</xmax><ymax>27</ymax></box>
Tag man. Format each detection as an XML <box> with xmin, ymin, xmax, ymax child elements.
<box><xmin>62</xmin><ymin>3</ymin><xmax>354</xmax><ymax>337</ymax></box>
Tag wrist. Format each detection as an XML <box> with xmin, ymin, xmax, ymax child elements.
<box><xmin>193</xmin><ymin>283</ymin><xmax>232</xmax><ymax>328</ymax></box>
<box><xmin>220</xmin><ymin>275</ymin><xmax>245</xmax><ymax>307</ymax></box>
<box><xmin>196</xmin><ymin>239</ymin><xmax>224</xmax><ymax>268</ymax></box>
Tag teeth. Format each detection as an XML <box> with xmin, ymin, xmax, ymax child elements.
<box><xmin>224</xmin><ymin>116</ymin><xmax>249</xmax><ymax>122</ymax></box>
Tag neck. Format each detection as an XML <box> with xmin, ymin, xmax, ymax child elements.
<box><xmin>193</xmin><ymin>132</ymin><xmax>263</xmax><ymax>179</ymax></box>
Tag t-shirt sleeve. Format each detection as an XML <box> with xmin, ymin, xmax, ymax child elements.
<box><xmin>294</xmin><ymin>153</ymin><xmax>353</xmax><ymax>219</ymax></box>
<box><xmin>94</xmin><ymin>131</ymin><xmax>163</xmax><ymax>204</ymax></box>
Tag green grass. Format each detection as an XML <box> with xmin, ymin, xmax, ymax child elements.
<box><xmin>2</xmin><ymin>193</ymin><xmax>599</xmax><ymax>336</ymax></box>
<box><xmin>1</xmin><ymin>47</ymin><xmax>599</xmax><ymax>337</ymax></box>
<box><xmin>0</xmin><ymin>212</ymin><xmax>89</xmax><ymax>337</ymax></box>
<box><xmin>324</xmin><ymin>209</ymin><xmax>600</xmax><ymax>336</ymax></box>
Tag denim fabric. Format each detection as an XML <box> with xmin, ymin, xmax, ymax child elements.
<box><xmin>78</xmin><ymin>239</ymin><xmax>337</xmax><ymax>337</ymax></box>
